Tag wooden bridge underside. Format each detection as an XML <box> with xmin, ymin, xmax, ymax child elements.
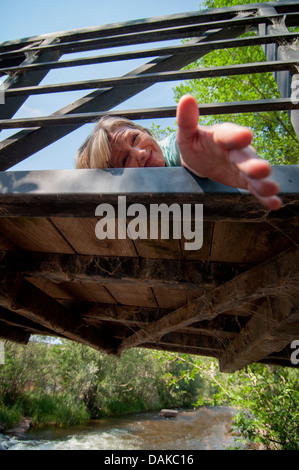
<box><xmin>0</xmin><ymin>166</ymin><xmax>298</xmax><ymax>373</ymax></box>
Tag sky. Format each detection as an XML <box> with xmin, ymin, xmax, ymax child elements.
<box><xmin>0</xmin><ymin>0</ymin><xmax>204</xmax><ymax>171</ymax></box>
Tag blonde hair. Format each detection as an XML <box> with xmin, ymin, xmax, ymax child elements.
<box><xmin>75</xmin><ymin>115</ymin><xmax>152</xmax><ymax>169</ymax></box>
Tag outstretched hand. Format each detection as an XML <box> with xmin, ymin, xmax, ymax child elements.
<box><xmin>176</xmin><ymin>94</ymin><xmax>282</xmax><ymax>210</ymax></box>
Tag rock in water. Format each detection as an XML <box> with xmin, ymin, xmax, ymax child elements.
<box><xmin>159</xmin><ymin>409</ymin><xmax>178</xmax><ymax>418</ymax></box>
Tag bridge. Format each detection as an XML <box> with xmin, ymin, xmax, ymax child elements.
<box><xmin>0</xmin><ymin>1</ymin><xmax>298</xmax><ymax>372</ymax></box>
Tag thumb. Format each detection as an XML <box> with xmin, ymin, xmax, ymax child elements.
<box><xmin>176</xmin><ymin>95</ymin><xmax>200</xmax><ymax>141</ymax></box>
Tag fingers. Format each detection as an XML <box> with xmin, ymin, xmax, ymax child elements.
<box><xmin>176</xmin><ymin>94</ymin><xmax>200</xmax><ymax>141</ymax></box>
<box><xmin>229</xmin><ymin>147</ymin><xmax>271</xmax><ymax>179</ymax></box>
<box><xmin>231</xmin><ymin>147</ymin><xmax>282</xmax><ymax>209</ymax></box>
<box><xmin>239</xmin><ymin>171</ymin><xmax>282</xmax><ymax>210</ymax></box>
<box><xmin>246</xmin><ymin>183</ymin><xmax>282</xmax><ymax>210</ymax></box>
<box><xmin>212</xmin><ymin>122</ymin><xmax>254</xmax><ymax>149</ymax></box>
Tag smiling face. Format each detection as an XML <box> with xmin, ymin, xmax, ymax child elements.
<box><xmin>110</xmin><ymin>126</ymin><xmax>165</xmax><ymax>168</ymax></box>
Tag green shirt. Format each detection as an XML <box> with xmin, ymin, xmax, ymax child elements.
<box><xmin>158</xmin><ymin>132</ymin><xmax>181</xmax><ymax>167</ymax></box>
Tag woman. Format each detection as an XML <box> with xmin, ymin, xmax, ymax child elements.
<box><xmin>76</xmin><ymin>94</ymin><xmax>282</xmax><ymax>211</ymax></box>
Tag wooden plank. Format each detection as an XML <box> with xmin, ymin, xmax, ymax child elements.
<box><xmin>62</xmin><ymin>281</ymin><xmax>117</xmax><ymax>304</ymax></box>
<box><xmin>51</xmin><ymin>217</ymin><xmax>136</xmax><ymax>257</ymax></box>
<box><xmin>219</xmin><ymin>296</ymin><xmax>299</xmax><ymax>372</ymax></box>
<box><xmin>158</xmin><ymin>331</ymin><xmax>227</xmax><ymax>352</ymax></box>
<box><xmin>0</xmin><ymin>217</ymin><xmax>74</xmax><ymax>253</ymax></box>
<box><xmin>81</xmin><ymin>303</ymin><xmax>168</xmax><ymax>325</ymax></box>
<box><xmin>180</xmin><ymin>314</ymin><xmax>248</xmax><ymax>338</ymax></box>
<box><xmin>0</xmin><ymin>251</ymin><xmax>241</xmax><ymax>291</ymax></box>
<box><xmin>106</xmin><ymin>284</ymin><xmax>157</xmax><ymax>307</ymax></box>
<box><xmin>28</xmin><ymin>278</ymin><xmax>117</xmax><ymax>305</ymax></box>
<box><xmin>141</xmin><ymin>342</ymin><xmax>219</xmax><ymax>358</ymax></box>
<box><xmin>153</xmin><ymin>287</ymin><xmax>188</xmax><ymax>309</ymax></box>
<box><xmin>80</xmin><ymin>303</ymin><xmax>247</xmax><ymax>339</ymax></box>
<box><xmin>118</xmin><ymin>247</ymin><xmax>299</xmax><ymax>352</ymax></box>
<box><xmin>210</xmin><ymin>221</ymin><xmax>293</xmax><ymax>264</ymax></box>
<box><xmin>26</xmin><ymin>277</ymin><xmax>76</xmax><ymax>300</ymax></box>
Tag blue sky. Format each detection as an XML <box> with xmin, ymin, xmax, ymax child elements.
<box><xmin>0</xmin><ymin>0</ymin><xmax>203</xmax><ymax>171</ymax></box>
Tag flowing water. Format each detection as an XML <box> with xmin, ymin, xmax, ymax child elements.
<box><xmin>1</xmin><ymin>406</ymin><xmax>244</xmax><ymax>450</ymax></box>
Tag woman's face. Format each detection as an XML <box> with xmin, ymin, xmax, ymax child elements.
<box><xmin>109</xmin><ymin>126</ymin><xmax>165</xmax><ymax>168</ymax></box>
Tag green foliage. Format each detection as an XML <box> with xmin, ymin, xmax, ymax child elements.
<box><xmin>0</xmin><ymin>339</ymin><xmax>202</xmax><ymax>429</ymax></box>
<box><xmin>164</xmin><ymin>354</ymin><xmax>299</xmax><ymax>450</ymax></box>
<box><xmin>204</xmin><ymin>0</ymin><xmax>275</xmax><ymax>7</ymax></box>
<box><xmin>150</xmin><ymin>124</ymin><xmax>176</xmax><ymax>141</ymax></box>
<box><xmin>173</xmin><ymin>0</ymin><xmax>299</xmax><ymax>164</ymax></box>
<box><xmin>0</xmin><ymin>403</ymin><xmax>23</xmax><ymax>431</ymax></box>
<box><xmin>228</xmin><ymin>364</ymin><xmax>299</xmax><ymax>450</ymax></box>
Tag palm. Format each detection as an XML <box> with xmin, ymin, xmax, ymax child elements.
<box><xmin>176</xmin><ymin>95</ymin><xmax>282</xmax><ymax>210</ymax></box>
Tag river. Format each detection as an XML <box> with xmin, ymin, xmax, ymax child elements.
<box><xmin>1</xmin><ymin>406</ymin><xmax>244</xmax><ymax>450</ymax></box>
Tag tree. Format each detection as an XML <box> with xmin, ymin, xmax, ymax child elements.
<box><xmin>172</xmin><ymin>0</ymin><xmax>299</xmax><ymax>164</ymax></box>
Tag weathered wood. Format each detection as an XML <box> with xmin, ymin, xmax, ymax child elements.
<box><xmin>81</xmin><ymin>304</ymin><xmax>245</xmax><ymax>337</ymax></box>
<box><xmin>118</xmin><ymin>247</ymin><xmax>299</xmax><ymax>352</ymax></box>
<box><xmin>81</xmin><ymin>304</ymin><xmax>169</xmax><ymax>325</ymax></box>
<box><xmin>0</xmin><ymin>323</ymin><xmax>30</xmax><ymax>344</ymax></box>
<box><xmin>0</xmin><ymin>251</ymin><xmax>248</xmax><ymax>290</ymax></box>
<box><xmin>157</xmin><ymin>331</ymin><xmax>228</xmax><ymax>352</ymax></box>
<box><xmin>51</xmin><ymin>217</ymin><xmax>137</xmax><ymax>257</ymax></box>
<box><xmin>141</xmin><ymin>342</ymin><xmax>220</xmax><ymax>358</ymax></box>
<box><xmin>219</xmin><ymin>296</ymin><xmax>299</xmax><ymax>372</ymax></box>
<box><xmin>0</xmin><ymin>275</ymin><xmax>118</xmax><ymax>353</ymax></box>
<box><xmin>0</xmin><ymin>217</ymin><xmax>75</xmax><ymax>254</ymax></box>
<box><xmin>210</xmin><ymin>220</ymin><xmax>293</xmax><ymax>264</ymax></box>
<box><xmin>0</xmin><ymin>306</ymin><xmax>60</xmax><ymax>337</ymax></box>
